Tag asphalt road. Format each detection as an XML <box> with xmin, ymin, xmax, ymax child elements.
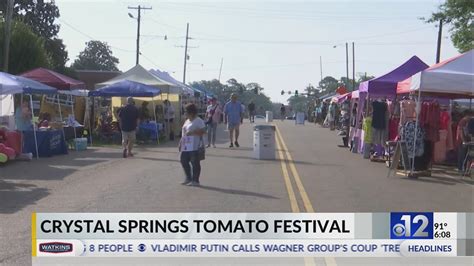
<box><xmin>1</xmin><ymin>119</ymin><xmax>473</xmax><ymax>265</ymax></box>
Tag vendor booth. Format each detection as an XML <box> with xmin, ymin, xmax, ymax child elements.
<box><xmin>90</xmin><ymin>80</ymin><xmax>163</xmax><ymax>143</ymax></box>
<box><xmin>0</xmin><ymin>72</ymin><xmax>66</xmax><ymax>159</ymax></box>
<box><xmin>96</xmin><ymin>65</ymin><xmax>179</xmax><ymax>141</ymax></box>
<box><xmin>20</xmin><ymin>68</ymin><xmax>88</xmax><ymax>146</ymax></box>
<box><xmin>352</xmin><ymin>56</ymin><xmax>429</xmax><ymax>163</ymax></box>
<box><xmin>393</xmin><ymin>50</ymin><xmax>474</xmax><ymax>176</ymax></box>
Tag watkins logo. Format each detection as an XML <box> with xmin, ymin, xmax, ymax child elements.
<box><xmin>39</xmin><ymin>242</ymin><xmax>73</xmax><ymax>253</ymax></box>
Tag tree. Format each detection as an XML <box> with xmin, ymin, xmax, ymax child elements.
<box><xmin>72</xmin><ymin>41</ymin><xmax>120</xmax><ymax>71</ymax></box>
<box><xmin>189</xmin><ymin>78</ymin><xmax>273</xmax><ymax>115</ymax></box>
<box><xmin>1</xmin><ymin>0</ymin><xmax>69</xmax><ymax>73</ymax></box>
<box><xmin>0</xmin><ymin>21</ymin><xmax>51</xmax><ymax>74</ymax></box>
<box><xmin>318</xmin><ymin>76</ymin><xmax>339</xmax><ymax>94</ymax></box>
<box><xmin>305</xmin><ymin>83</ymin><xmax>317</xmax><ymax>96</ymax></box>
<box><xmin>426</xmin><ymin>0</ymin><xmax>474</xmax><ymax>52</ymax></box>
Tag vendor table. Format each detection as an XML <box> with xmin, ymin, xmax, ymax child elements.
<box><xmin>22</xmin><ymin>130</ymin><xmax>68</xmax><ymax>157</ymax></box>
<box><xmin>137</xmin><ymin>122</ymin><xmax>162</xmax><ymax>141</ymax></box>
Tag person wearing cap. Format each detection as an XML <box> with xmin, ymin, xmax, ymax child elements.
<box><xmin>224</xmin><ymin>93</ymin><xmax>243</xmax><ymax>148</ymax></box>
<box><xmin>205</xmin><ymin>97</ymin><xmax>222</xmax><ymax>148</ymax></box>
<box><xmin>118</xmin><ymin>97</ymin><xmax>139</xmax><ymax>158</ymax></box>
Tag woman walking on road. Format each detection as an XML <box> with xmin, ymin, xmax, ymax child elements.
<box><xmin>205</xmin><ymin>97</ymin><xmax>222</xmax><ymax>148</ymax></box>
<box><xmin>179</xmin><ymin>103</ymin><xmax>206</xmax><ymax>186</ymax></box>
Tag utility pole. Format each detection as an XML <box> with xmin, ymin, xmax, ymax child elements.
<box><xmin>436</xmin><ymin>19</ymin><xmax>443</xmax><ymax>63</ymax></box>
<box><xmin>345</xmin><ymin>42</ymin><xmax>349</xmax><ymax>89</ymax></box>
<box><xmin>183</xmin><ymin>23</ymin><xmax>190</xmax><ymax>84</ymax></box>
<box><xmin>319</xmin><ymin>56</ymin><xmax>323</xmax><ymax>82</ymax></box>
<box><xmin>352</xmin><ymin>42</ymin><xmax>355</xmax><ymax>91</ymax></box>
<box><xmin>3</xmin><ymin>0</ymin><xmax>14</xmax><ymax>72</ymax></box>
<box><xmin>218</xmin><ymin>58</ymin><xmax>224</xmax><ymax>83</ymax></box>
<box><xmin>128</xmin><ymin>5</ymin><xmax>152</xmax><ymax>65</ymax></box>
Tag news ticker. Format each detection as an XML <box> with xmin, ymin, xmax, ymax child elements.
<box><xmin>32</xmin><ymin>212</ymin><xmax>474</xmax><ymax>257</ymax></box>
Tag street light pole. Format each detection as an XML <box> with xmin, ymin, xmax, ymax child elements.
<box><xmin>352</xmin><ymin>42</ymin><xmax>355</xmax><ymax>91</ymax></box>
<box><xmin>128</xmin><ymin>5</ymin><xmax>152</xmax><ymax>65</ymax></box>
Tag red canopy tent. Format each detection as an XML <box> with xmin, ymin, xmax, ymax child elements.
<box><xmin>20</xmin><ymin>68</ymin><xmax>87</xmax><ymax>145</ymax></box>
<box><xmin>20</xmin><ymin>68</ymin><xmax>85</xmax><ymax>90</ymax></box>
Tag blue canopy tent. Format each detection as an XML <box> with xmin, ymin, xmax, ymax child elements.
<box><xmin>0</xmin><ymin>72</ymin><xmax>58</xmax><ymax>159</ymax></box>
<box><xmin>89</xmin><ymin>80</ymin><xmax>162</xmax><ymax>144</ymax></box>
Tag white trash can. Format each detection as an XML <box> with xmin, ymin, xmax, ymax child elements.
<box><xmin>296</xmin><ymin>112</ymin><xmax>305</xmax><ymax>125</ymax></box>
<box><xmin>253</xmin><ymin>125</ymin><xmax>276</xmax><ymax>160</ymax></box>
<box><xmin>265</xmin><ymin>111</ymin><xmax>273</xmax><ymax>123</ymax></box>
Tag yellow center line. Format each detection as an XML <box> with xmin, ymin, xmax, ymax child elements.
<box><xmin>275</xmin><ymin>126</ymin><xmax>315</xmax><ymax>213</ymax></box>
<box><xmin>32</xmin><ymin>212</ymin><xmax>37</xmax><ymax>257</ymax></box>
<box><xmin>275</xmin><ymin>124</ymin><xmax>337</xmax><ymax>266</ymax></box>
<box><xmin>275</xmin><ymin>128</ymin><xmax>300</xmax><ymax>213</ymax></box>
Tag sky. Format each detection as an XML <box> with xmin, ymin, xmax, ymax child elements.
<box><xmin>55</xmin><ymin>0</ymin><xmax>459</xmax><ymax>103</ymax></box>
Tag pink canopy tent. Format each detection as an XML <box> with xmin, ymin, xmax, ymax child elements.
<box><xmin>20</xmin><ymin>67</ymin><xmax>85</xmax><ymax>90</ymax></box>
<box><xmin>336</xmin><ymin>92</ymin><xmax>352</xmax><ymax>103</ymax></box>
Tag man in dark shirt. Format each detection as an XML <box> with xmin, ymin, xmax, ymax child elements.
<box><xmin>248</xmin><ymin>101</ymin><xmax>256</xmax><ymax>123</ymax></box>
<box><xmin>118</xmin><ymin>97</ymin><xmax>139</xmax><ymax>158</ymax></box>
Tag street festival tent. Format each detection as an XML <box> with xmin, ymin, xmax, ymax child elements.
<box><xmin>396</xmin><ymin>49</ymin><xmax>474</xmax><ymax>97</ymax></box>
<box><xmin>21</xmin><ymin>68</ymin><xmax>87</xmax><ymax>141</ymax></box>
<box><xmin>149</xmin><ymin>69</ymin><xmax>194</xmax><ymax>96</ymax></box>
<box><xmin>90</xmin><ymin>80</ymin><xmax>162</xmax><ymax>143</ymax></box>
<box><xmin>353</xmin><ymin>56</ymin><xmax>429</xmax><ymax>155</ymax></box>
<box><xmin>395</xmin><ymin>50</ymin><xmax>474</xmax><ymax>174</ymax></box>
<box><xmin>0</xmin><ymin>72</ymin><xmax>58</xmax><ymax>158</ymax></box>
<box><xmin>96</xmin><ymin>64</ymin><xmax>176</xmax><ymax>94</ymax></box>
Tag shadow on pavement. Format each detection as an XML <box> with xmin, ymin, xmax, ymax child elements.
<box><xmin>197</xmin><ymin>185</ymin><xmax>279</xmax><ymax>199</ymax></box>
<box><xmin>136</xmin><ymin>156</ymin><xmax>180</xmax><ymax>163</ymax></box>
<box><xmin>0</xmin><ymin>180</ymin><xmax>49</xmax><ymax>214</ymax></box>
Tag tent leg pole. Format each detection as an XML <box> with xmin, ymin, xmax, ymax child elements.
<box><xmin>152</xmin><ymin>100</ymin><xmax>159</xmax><ymax>144</ymax></box>
<box><xmin>411</xmin><ymin>89</ymin><xmax>422</xmax><ymax>175</ymax></box>
<box><xmin>57</xmin><ymin>95</ymin><xmax>67</xmax><ymax>149</ymax></box>
<box><xmin>30</xmin><ymin>95</ymin><xmax>39</xmax><ymax>159</ymax></box>
<box><xmin>71</xmin><ymin>96</ymin><xmax>77</xmax><ymax>141</ymax></box>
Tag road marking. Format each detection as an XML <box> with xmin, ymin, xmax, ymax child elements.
<box><xmin>276</xmin><ymin>126</ymin><xmax>315</xmax><ymax>213</ymax></box>
<box><xmin>275</xmin><ymin>124</ymin><xmax>337</xmax><ymax>266</ymax></box>
<box><xmin>275</xmin><ymin>130</ymin><xmax>300</xmax><ymax>213</ymax></box>
<box><xmin>32</xmin><ymin>212</ymin><xmax>36</xmax><ymax>257</ymax></box>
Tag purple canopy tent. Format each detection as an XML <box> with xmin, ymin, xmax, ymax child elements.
<box><xmin>353</xmin><ymin>56</ymin><xmax>429</xmax><ymax>155</ymax></box>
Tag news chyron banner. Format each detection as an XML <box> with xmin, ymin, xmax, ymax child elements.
<box><xmin>32</xmin><ymin>213</ymin><xmax>473</xmax><ymax>258</ymax></box>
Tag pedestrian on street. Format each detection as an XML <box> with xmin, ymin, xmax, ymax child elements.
<box><xmin>205</xmin><ymin>97</ymin><xmax>222</xmax><ymax>148</ymax></box>
<box><xmin>163</xmin><ymin>99</ymin><xmax>175</xmax><ymax>140</ymax></box>
<box><xmin>118</xmin><ymin>97</ymin><xmax>139</xmax><ymax>158</ymax></box>
<box><xmin>248</xmin><ymin>101</ymin><xmax>256</xmax><ymax>123</ymax></box>
<box><xmin>224</xmin><ymin>93</ymin><xmax>243</xmax><ymax>148</ymax></box>
<box><xmin>280</xmin><ymin>104</ymin><xmax>286</xmax><ymax>121</ymax></box>
<box><xmin>179</xmin><ymin>103</ymin><xmax>206</xmax><ymax>186</ymax></box>
<box><xmin>456</xmin><ymin>110</ymin><xmax>474</xmax><ymax>174</ymax></box>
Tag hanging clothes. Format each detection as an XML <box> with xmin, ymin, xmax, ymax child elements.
<box><xmin>362</xmin><ymin>117</ymin><xmax>372</xmax><ymax>144</ymax></box>
<box><xmin>400</xmin><ymin>121</ymin><xmax>425</xmax><ymax>158</ymax></box>
<box><xmin>439</xmin><ymin>111</ymin><xmax>454</xmax><ymax>150</ymax></box>
<box><xmin>419</xmin><ymin>101</ymin><xmax>440</xmax><ymax>142</ymax></box>
<box><xmin>399</xmin><ymin>100</ymin><xmax>416</xmax><ymax>127</ymax></box>
<box><xmin>388</xmin><ymin>118</ymin><xmax>400</xmax><ymax>141</ymax></box>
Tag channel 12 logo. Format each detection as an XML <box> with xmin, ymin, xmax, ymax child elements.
<box><xmin>390</xmin><ymin>212</ymin><xmax>433</xmax><ymax>239</ymax></box>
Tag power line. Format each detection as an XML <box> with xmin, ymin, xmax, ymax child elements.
<box><xmin>59</xmin><ymin>18</ymin><xmax>135</xmax><ymax>53</ymax></box>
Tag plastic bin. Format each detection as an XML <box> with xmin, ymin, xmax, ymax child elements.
<box><xmin>73</xmin><ymin>138</ymin><xmax>88</xmax><ymax>151</ymax></box>
<box><xmin>265</xmin><ymin>111</ymin><xmax>273</xmax><ymax>123</ymax></box>
<box><xmin>253</xmin><ymin>125</ymin><xmax>276</xmax><ymax>160</ymax></box>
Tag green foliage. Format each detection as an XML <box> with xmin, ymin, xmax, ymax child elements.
<box><xmin>0</xmin><ymin>21</ymin><xmax>52</xmax><ymax>74</ymax></box>
<box><xmin>1</xmin><ymin>0</ymin><xmax>69</xmax><ymax>72</ymax></box>
<box><xmin>189</xmin><ymin>79</ymin><xmax>273</xmax><ymax>115</ymax></box>
<box><xmin>427</xmin><ymin>0</ymin><xmax>474</xmax><ymax>52</ymax></box>
<box><xmin>72</xmin><ymin>41</ymin><xmax>120</xmax><ymax>71</ymax></box>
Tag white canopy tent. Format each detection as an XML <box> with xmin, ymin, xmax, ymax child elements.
<box><xmin>409</xmin><ymin>49</ymin><xmax>474</xmax><ymax>96</ymax></box>
<box><xmin>405</xmin><ymin>50</ymin><xmax>473</xmax><ymax>175</ymax></box>
<box><xmin>96</xmin><ymin>65</ymin><xmax>179</xmax><ymax>94</ymax></box>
